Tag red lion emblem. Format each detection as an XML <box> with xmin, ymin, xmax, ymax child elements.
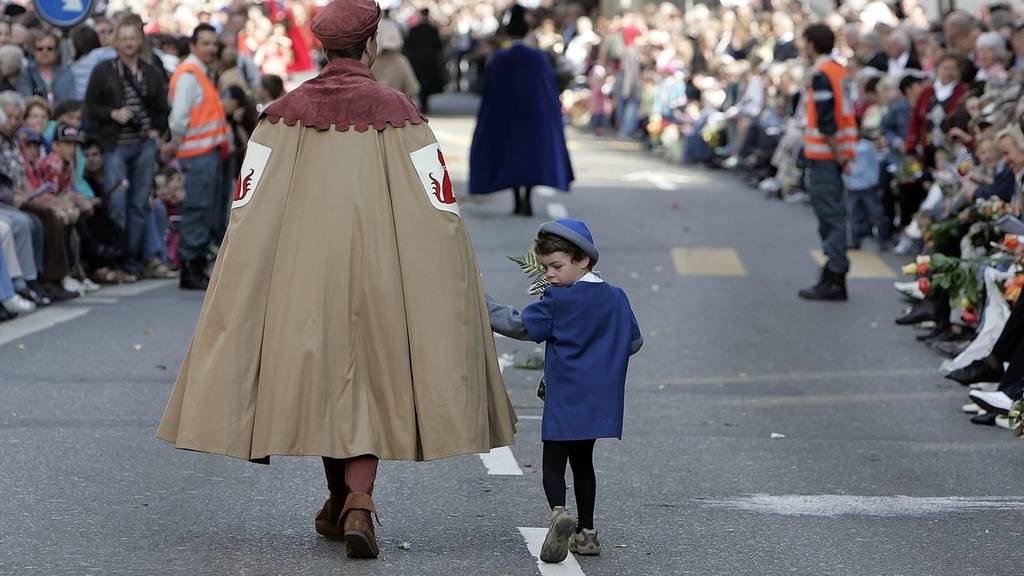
<box><xmin>234</xmin><ymin>168</ymin><xmax>255</xmax><ymax>202</ymax></box>
<box><xmin>427</xmin><ymin>149</ymin><xmax>456</xmax><ymax>205</ymax></box>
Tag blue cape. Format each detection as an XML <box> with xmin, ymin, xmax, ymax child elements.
<box><xmin>469</xmin><ymin>44</ymin><xmax>574</xmax><ymax>195</ymax></box>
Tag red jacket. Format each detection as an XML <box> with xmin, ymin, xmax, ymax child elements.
<box><xmin>905</xmin><ymin>82</ymin><xmax>968</xmax><ymax>157</ymax></box>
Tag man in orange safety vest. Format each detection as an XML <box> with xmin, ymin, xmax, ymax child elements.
<box><xmin>798</xmin><ymin>23</ymin><xmax>857</xmax><ymax>302</ymax></box>
<box><xmin>168</xmin><ymin>23</ymin><xmax>230</xmax><ymax>291</ymax></box>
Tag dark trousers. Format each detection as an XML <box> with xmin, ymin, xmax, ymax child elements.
<box><xmin>897</xmin><ymin>181</ymin><xmax>926</xmax><ymax>229</ymax></box>
<box><xmin>20</xmin><ymin>205</ymin><xmax>69</xmax><ymax>283</ymax></box>
<box><xmin>880</xmin><ymin>169</ymin><xmax>896</xmax><ymax>234</ymax></box>
<box><xmin>179</xmin><ymin>150</ymin><xmax>223</xmax><ymax>262</ymax></box>
<box><xmin>848</xmin><ymin>186</ymin><xmax>890</xmax><ymax>245</ymax></box>
<box><xmin>542</xmin><ymin>439</ymin><xmax>597</xmax><ymax>531</ymax></box>
<box><xmin>992</xmin><ymin>298</ymin><xmax>1024</xmax><ymax>400</ymax></box>
<box><xmin>806</xmin><ymin>160</ymin><xmax>849</xmax><ymax>274</ymax></box>
<box><xmin>322</xmin><ymin>455</ymin><xmax>379</xmax><ymax>497</ymax></box>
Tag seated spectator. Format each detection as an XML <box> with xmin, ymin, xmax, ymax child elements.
<box><xmin>18</xmin><ymin>31</ymin><xmax>75</xmax><ymax>106</ymax></box>
<box><xmin>22</xmin><ymin>96</ymin><xmax>50</xmax><ymax>149</ymax></box>
<box><xmin>0</xmin><ymin>44</ymin><xmax>24</xmax><ymax>92</ymax></box>
<box><xmin>79</xmin><ymin>138</ymin><xmax>133</xmax><ymax>285</ymax></box>
<box><xmin>2</xmin><ymin>92</ymin><xmax>78</xmax><ymax>301</ymax></box>
<box><xmin>974</xmin><ymin>31</ymin><xmax>1009</xmax><ymax>83</ymax></box>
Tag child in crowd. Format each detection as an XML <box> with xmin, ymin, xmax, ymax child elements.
<box><xmin>153</xmin><ymin>166</ymin><xmax>186</xmax><ymax>269</ymax></box>
<box><xmin>487</xmin><ymin>219</ymin><xmax>642</xmax><ymax>564</ymax></box>
<box><xmin>845</xmin><ymin>119</ymin><xmax>887</xmax><ymax>250</ymax></box>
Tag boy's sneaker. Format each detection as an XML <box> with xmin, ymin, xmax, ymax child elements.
<box><xmin>539</xmin><ymin>506</ymin><xmax>576</xmax><ymax>564</ymax></box>
<box><xmin>569</xmin><ymin>528</ymin><xmax>601</xmax><ymax>556</ymax></box>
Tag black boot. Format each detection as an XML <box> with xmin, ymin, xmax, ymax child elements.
<box><xmin>512</xmin><ymin>188</ymin><xmax>522</xmax><ymax>215</ymax></box>
<box><xmin>895</xmin><ymin>299</ymin><xmax>936</xmax><ymax>325</ymax></box>
<box><xmin>520</xmin><ymin>187</ymin><xmax>534</xmax><ymax>217</ymax></box>
<box><xmin>946</xmin><ymin>356</ymin><xmax>1004</xmax><ymax>385</ymax></box>
<box><xmin>798</xmin><ymin>268</ymin><xmax>848</xmax><ymax>301</ymax></box>
<box><xmin>179</xmin><ymin>258</ymin><xmax>210</xmax><ymax>291</ymax></box>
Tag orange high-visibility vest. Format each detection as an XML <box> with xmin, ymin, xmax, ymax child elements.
<box><xmin>169</xmin><ymin>61</ymin><xmax>229</xmax><ymax>159</ymax></box>
<box><xmin>804</xmin><ymin>59</ymin><xmax>857</xmax><ymax>162</ymax></box>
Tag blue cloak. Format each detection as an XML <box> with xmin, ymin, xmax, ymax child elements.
<box><xmin>469</xmin><ymin>44</ymin><xmax>574</xmax><ymax>195</ymax></box>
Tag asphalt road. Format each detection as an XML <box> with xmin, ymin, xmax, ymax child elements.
<box><xmin>2</xmin><ymin>95</ymin><xmax>1023</xmax><ymax>576</ymax></box>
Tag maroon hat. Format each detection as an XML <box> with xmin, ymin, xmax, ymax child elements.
<box><xmin>311</xmin><ymin>0</ymin><xmax>382</xmax><ymax>52</ymax></box>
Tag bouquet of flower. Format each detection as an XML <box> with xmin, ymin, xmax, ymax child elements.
<box><xmin>1009</xmin><ymin>399</ymin><xmax>1024</xmax><ymax>438</ymax></box>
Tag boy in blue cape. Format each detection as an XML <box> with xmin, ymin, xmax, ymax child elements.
<box><xmin>487</xmin><ymin>218</ymin><xmax>642</xmax><ymax>564</ymax></box>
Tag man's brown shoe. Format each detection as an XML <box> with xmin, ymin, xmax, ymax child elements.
<box><xmin>314</xmin><ymin>497</ymin><xmax>346</xmax><ymax>541</ymax></box>
<box><xmin>341</xmin><ymin>492</ymin><xmax>379</xmax><ymax>559</ymax></box>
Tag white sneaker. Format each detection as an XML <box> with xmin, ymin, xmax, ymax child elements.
<box><xmin>961</xmin><ymin>403</ymin><xmax>981</xmax><ymax>414</ymax></box>
<box><xmin>995</xmin><ymin>415</ymin><xmax>1013</xmax><ymax>430</ymax></box>
<box><xmin>2</xmin><ymin>294</ymin><xmax>36</xmax><ymax>314</ymax></box>
<box><xmin>893</xmin><ymin>237</ymin><xmax>915</xmax><ymax>255</ymax></box>
<box><xmin>784</xmin><ymin>191</ymin><xmax>810</xmax><ymax>204</ymax></box>
<box><xmin>62</xmin><ymin>276</ymin><xmax>86</xmax><ymax>295</ymax></box>
<box><xmin>758</xmin><ymin>178</ymin><xmax>780</xmax><ymax>193</ymax></box>
<box><xmin>79</xmin><ymin>278</ymin><xmax>101</xmax><ymax>293</ymax></box>
<box><xmin>893</xmin><ymin>281</ymin><xmax>925</xmax><ymax>300</ymax></box>
<box><xmin>969</xmin><ymin>390</ymin><xmax>1014</xmax><ymax>415</ymax></box>
<box><xmin>969</xmin><ymin>382</ymin><xmax>999</xmax><ymax>391</ymax></box>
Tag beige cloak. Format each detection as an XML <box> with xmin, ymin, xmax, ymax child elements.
<box><xmin>156</xmin><ymin>117</ymin><xmax>517</xmax><ymax>462</ymax></box>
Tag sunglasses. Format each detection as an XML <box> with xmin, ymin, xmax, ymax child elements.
<box><xmin>36</xmin><ymin>45</ymin><xmax>56</xmax><ymax>52</ymax></box>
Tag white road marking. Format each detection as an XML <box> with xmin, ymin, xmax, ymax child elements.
<box><xmin>546</xmin><ymin>203</ymin><xmax>569</xmax><ymax>219</ymax></box>
<box><xmin>622</xmin><ymin>170</ymin><xmax>708</xmax><ymax>191</ymax></box>
<box><xmin>702</xmin><ymin>495</ymin><xmax>1024</xmax><ymax>517</ymax></box>
<box><xmin>98</xmin><ymin>279</ymin><xmax>175</xmax><ymax>298</ymax></box>
<box><xmin>498</xmin><ymin>354</ymin><xmax>516</xmax><ymax>373</ymax></box>
<box><xmin>536</xmin><ymin>187</ymin><xmax>557</xmax><ymax>197</ymax></box>
<box><xmin>74</xmin><ymin>297</ymin><xmax>120</xmax><ymax>305</ymax></box>
<box><xmin>0</xmin><ymin>307</ymin><xmax>91</xmax><ymax>347</ymax></box>
<box><xmin>517</xmin><ymin>527</ymin><xmax>586</xmax><ymax>575</ymax></box>
<box><xmin>479</xmin><ymin>446</ymin><xmax>524</xmax><ymax>475</ymax></box>
<box><xmin>483</xmin><ymin>354</ymin><xmax>527</xmax><ymax>474</ymax></box>
<box><xmin>519</xmin><ymin>415</ymin><xmax>543</xmax><ymax>420</ymax></box>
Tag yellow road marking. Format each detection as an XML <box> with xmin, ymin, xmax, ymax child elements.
<box><xmin>810</xmin><ymin>249</ymin><xmax>896</xmax><ymax>278</ymax></box>
<box><xmin>672</xmin><ymin>247</ymin><xmax>748</xmax><ymax>277</ymax></box>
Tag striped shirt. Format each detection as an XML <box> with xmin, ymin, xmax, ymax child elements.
<box><xmin>117</xmin><ymin>60</ymin><xmax>152</xmax><ymax>145</ymax></box>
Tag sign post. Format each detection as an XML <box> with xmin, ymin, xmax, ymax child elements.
<box><xmin>33</xmin><ymin>0</ymin><xmax>97</xmax><ymax>29</ymax></box>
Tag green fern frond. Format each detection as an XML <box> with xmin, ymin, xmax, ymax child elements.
<box><xmin>509</xmin><ymin>252</ymin><xmax>550</xmax><ymax>295</ymax></box>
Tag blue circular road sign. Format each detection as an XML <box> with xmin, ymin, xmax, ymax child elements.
<box><xmin>33</xmin><ymin>0</ymin><xmax>97</xmax><ymax>28</ymax></box>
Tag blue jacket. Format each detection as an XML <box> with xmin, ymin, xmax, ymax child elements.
<box><xmin>18</xmin><ymin>64</ymin><xmax>75</xmax><ymax>104</ymax></box>
<box><xmin>975</xmin><ymin>163</ymin><xmax>1018</xmax><ymax>202</ymax></box>
<box><xmin>487</xmin><ymin>276</ymin><xmax>642</xmax><ymax>441</ymax></box>
<box><xmin>469</xmin><ymin>44</ymin><xmax>574</xmax><ymax>195</ymax></box>
<box><xmin>843</xmin><ymin>139</ymin><xmax>880</xmax><ymax>190</ymax></box>
<box><xmin>880</xmin><ymin>98</ymin><xmax>910</xmax><ymax>164</ymax></box>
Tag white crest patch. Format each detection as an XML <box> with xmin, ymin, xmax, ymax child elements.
<box><xmin>409</xmin><ymin>143</ymin><xmax>461</xmax><ymax>217</ymax></box>
<box><xmin>231</xmin><ymin>141</ymin><xmax>272</xmax><ymax>210</ymax></box>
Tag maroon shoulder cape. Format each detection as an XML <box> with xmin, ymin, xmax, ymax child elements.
<box><xmin>264</xmin><ymin>59</ymin><xmax>425</xmax><ymax>132</ymax></box>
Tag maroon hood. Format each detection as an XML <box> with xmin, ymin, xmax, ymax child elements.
<box><xmin>264</xmin><ymin>59</ymin><xmax>425</xmax><ymax>132</ymax></box>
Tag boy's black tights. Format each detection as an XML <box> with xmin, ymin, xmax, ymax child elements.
<box><xmin>542</xmin><ymin>439</ymin><xmax>597</xmax><ymax>531</ymax></box>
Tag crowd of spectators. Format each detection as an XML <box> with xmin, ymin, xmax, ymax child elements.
<box><xmin>0</xmin><ymin>0</ymin><xmax>319</xmax><ymax>321</ymax></box>
<box><xmin>489</xmin><ymin>0</ymin><xmax>1024</xmax><ymax>434</ymax></box>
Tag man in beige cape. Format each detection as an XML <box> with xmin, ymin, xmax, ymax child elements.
<box><xmin>156</xmin><ymin>0</ymin><xmax>517</xmax><ymax>560</ymax></box>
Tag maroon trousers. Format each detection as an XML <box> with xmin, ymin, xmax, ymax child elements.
<box><xmin>322</xmin><ymin>455</ymin><xmax>378</xmax><ymax>496</ymax></box>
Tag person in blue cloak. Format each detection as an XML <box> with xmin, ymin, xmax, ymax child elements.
<box><xmin>469</xmin><ymin>5</ymin><xmax>574</xmax><ymax>217</ymax></box>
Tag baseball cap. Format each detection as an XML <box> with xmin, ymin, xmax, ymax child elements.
<box><xmin>55</xmin><ymin>123</ymin><xmax>86</xmax><ymax>144</ymax></box>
